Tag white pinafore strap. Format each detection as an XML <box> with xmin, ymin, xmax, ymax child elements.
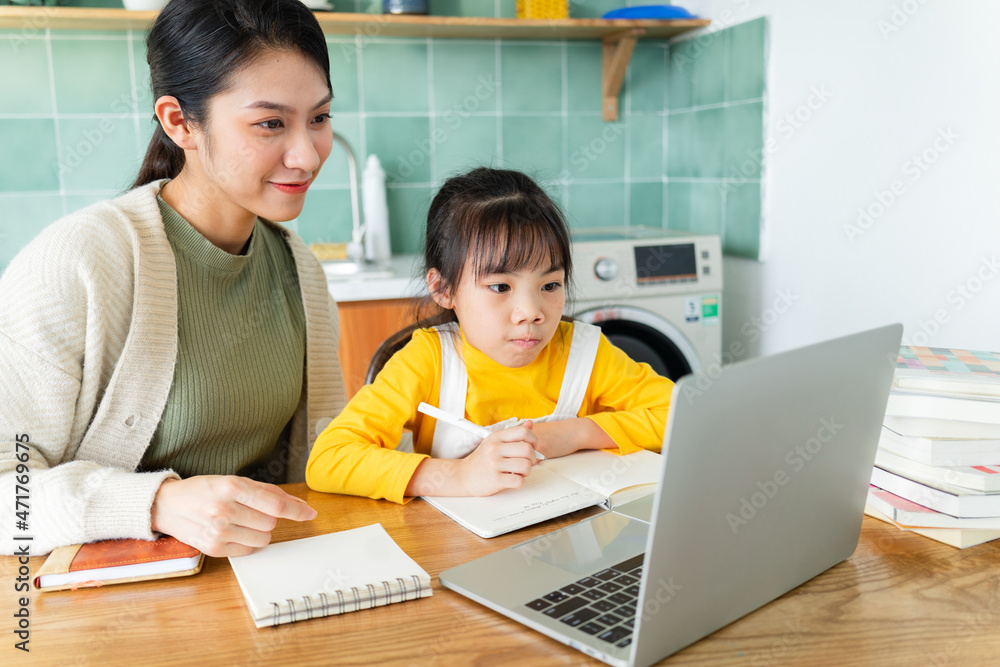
<box><xmin>429</xmin><ymin>321</ymin><xmax>602</xmax><ymax>459</ymax></box>
<box><xmin>549</xmin><ymin>321</ymin><xmax>602</xmax><ymax>419</ymax></box>
<box><xmin>430</xmin><ymin>322</ymin><xmax>474</xmax><ymax>459</ymax></box>
<box><xmin>435</xmin><ymin>322</ymin><xmax>467</xmax><ymax>420</ymax></box>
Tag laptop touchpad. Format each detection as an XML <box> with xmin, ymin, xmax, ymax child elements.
<box><xmin>513</xmin><ymin>511</ymin><xmax>650</xmax><ymax>575</ymax></box>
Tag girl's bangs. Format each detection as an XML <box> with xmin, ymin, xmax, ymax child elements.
<box><xmin>468</xmin><ymin>208</ymin><xmax>568</xmax><ymax>279</ymax></box>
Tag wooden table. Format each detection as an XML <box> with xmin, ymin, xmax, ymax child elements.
<box><xmin>4</xmin><ymin>484</ymin><xmax>1000</xmax><ymax>666</ymax></box>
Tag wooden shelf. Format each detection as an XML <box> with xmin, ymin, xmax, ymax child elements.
<box><xmin>0</xmin><ymin>7</ymin><xmax>709</xmax><ymax>120</ymax></box>
<box><xmin>0</xmin><ymin>7</ymin><xmax>708</xmax><ymax>37</ymax></box>
<box><xmin>0</xmin><ymin>6</ymin><xmax>158</xmax><ymax>31</ymax></box>
<box><xmin>315</xmin><ymin>13</ymin><xmax>710</xmax><ymax>40</ymax></box>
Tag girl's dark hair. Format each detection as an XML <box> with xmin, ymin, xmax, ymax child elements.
<box><xmin>418</xmin><ymin>167</ymin><xmax>573</xmax><ymax>326</ymax></box>
<box><xmin>131</xmin><ymin>0</ymin><xmax>331</xmax><ymax>189</ymax></box>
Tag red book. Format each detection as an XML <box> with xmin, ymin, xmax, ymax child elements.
<box><xmin>33</xmin><ymin>536</ymin><xmax>204</xmax><ymax>592</ymax></box>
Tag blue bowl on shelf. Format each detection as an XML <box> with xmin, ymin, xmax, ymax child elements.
<box><xmin>602</xmin><ymin>5</ymin><xmax>697</xmax><ymax>20</ymax></box>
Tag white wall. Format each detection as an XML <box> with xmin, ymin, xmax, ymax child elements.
<box><xmin>686</xmin><ymin>0</ymin><xmax>1000</xmax><ymax>359</ymax></box>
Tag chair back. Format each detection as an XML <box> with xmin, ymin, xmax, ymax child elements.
<box><xmin>365</xmin><ymin>324</ymin><xmax>419</xmax><ymax>384</ymax></box>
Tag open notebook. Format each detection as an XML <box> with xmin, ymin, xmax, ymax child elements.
<box><xmin>422</xmin><ymin>449</ymin><xmax>661</xmax><ymax>538</ymax></box>
<box><xmin>228</xmin><ymin>523</ymin><xmax>432</xmax><ymax>628</ymax></box>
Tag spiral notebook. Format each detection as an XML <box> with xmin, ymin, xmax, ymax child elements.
<box><xmin>228</xmin><ymin>523</ymin><xmax>432</xmax><ymax>628</ymax></box>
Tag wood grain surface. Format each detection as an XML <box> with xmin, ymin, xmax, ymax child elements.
<box><xmin>4</xmin><ymin>485</ymin><xmax>1000</xmax><ymax>666</ymax></box>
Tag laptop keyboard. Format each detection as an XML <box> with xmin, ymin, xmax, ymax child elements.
<box><xmin>524</xmin><ymin>554</ymin><xmax>644</xmax><ymax>649</ymax></box>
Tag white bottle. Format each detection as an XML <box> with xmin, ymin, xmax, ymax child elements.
<box><xmin>362</xmin><ymin>154</ymin><xmax>392</xmax><ymax>264</ymax></box>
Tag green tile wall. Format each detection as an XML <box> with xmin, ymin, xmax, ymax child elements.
<box><xmin>666</xmin><ymin>17</ymin><xmax>767</xmax><ymax>259</ymax></box>
<box><xmin>0</xmin><ymin>3</ymin><xmax>768</xmax><ymax>271</ymax></box>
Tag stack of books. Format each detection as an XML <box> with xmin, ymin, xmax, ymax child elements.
<box><xmin>866</xmin><ymin>346</ymin><xmax>1000</xmax><ymax>548</ymax></box>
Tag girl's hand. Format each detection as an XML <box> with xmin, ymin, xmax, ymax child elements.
<box><xmin>532</xmin><ymin>418</ymin><xmax>616</xmax><ymax>459</ymax></box>
<box><xmin>150</xmin><ymin>475</ymin><xmax>318</xmax><ymax>557</ymax></box>
<box><xmin>405</xmin><ymin>422</ymin><xmax>541</xmax><ymax>497</ymax></box>
<box><xmin>456</xmin><ymin>421</ymin><xmax>540</xmax><ymax>496</ymax></box>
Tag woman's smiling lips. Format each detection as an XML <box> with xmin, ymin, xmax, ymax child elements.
<box><xmin>271</xmin><ymin>180</ymin><xmax>311</xmax><ymax>194</ymax></box>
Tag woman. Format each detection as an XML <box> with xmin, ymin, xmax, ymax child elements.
<box><xmin>0</xmin><ymin>0</ymin><xmax>345</xmax><ymax>557</ymax></box>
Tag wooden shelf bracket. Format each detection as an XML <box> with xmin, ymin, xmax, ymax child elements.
<box><xmin>602</xmin><ymin>29</ymin><xmax>643</xmax><ymax>122</ymax></box>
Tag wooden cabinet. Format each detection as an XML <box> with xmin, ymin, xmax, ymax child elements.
<box><xmin>336</xmin><ymin>298</ymin><xmax>417</xmax><ymax>398</ymax></box>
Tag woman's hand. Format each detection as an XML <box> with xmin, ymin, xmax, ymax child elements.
<box><xmin>150</xmin><ymin>475</ymin><xmax>318</xmax><ymax>557</ymax></box>
<box><xmin>404</xmin><ymin>422</ymin><xmax>540</xmax><ymax>497</ymax></box>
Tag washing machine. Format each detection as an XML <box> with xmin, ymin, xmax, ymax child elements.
<box><xmin>570</xmin><ymin>228</ymin><xmax>722</xmax><ymax>381</ymax></box>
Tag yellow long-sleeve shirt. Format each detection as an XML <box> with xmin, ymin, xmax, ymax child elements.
<box><xmin>306</xmin><ymin>321</ymin><xmax>674</xmax><ymax>503</ymax></box>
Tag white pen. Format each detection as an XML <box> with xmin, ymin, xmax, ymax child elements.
<box><xmin>417</xmin><ymin>402</ymin><xmax>545</xmax><ymax>460</ymax></box>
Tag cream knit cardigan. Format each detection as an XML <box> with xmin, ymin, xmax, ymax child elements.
<box><xmin>0</xmin><ymin>181</ymin><xmax>346</xmax><ymax>555</ymax></box>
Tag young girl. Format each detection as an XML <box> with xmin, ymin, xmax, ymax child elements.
<box><xmin>306</xmin><ymin>168</ymin><xmax>673</xmax><ymax>502</ymax></box>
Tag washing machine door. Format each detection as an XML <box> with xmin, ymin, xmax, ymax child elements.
<box><xmin>575</xmin><ymin>306</ymin><xmax>703</xmax><ymax>381</ymax></box>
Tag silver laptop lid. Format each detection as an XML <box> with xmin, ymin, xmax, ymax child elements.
<box><xmin>630</xmin><ymin>323</ymin><xmax>901</xmax><ymax>667</ymax></box>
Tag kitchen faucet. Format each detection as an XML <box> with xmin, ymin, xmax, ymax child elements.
<box><xmin>330</xmin><ymin>131</ymin><xmax>365</xmax><ymax>263</ymax></box>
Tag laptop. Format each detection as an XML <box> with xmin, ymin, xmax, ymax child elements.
<box><xmin>439</xmin><ymin>324</ymin><xmax>902</xmax><ymax>667</ymax></box>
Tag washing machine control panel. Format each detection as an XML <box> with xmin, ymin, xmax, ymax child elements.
<box><xmin>574</xmin><ymin>231</ymin><xmax>723</xmax><ymax>299</ymax></box>
<box><xmin>632</xmin><ymin>243</ymin><xmax>697</xmax><ymax>285</ymax></box>
<box><xmin>593</xmin><ymin>257</ymin><xmax>619</xmax><ymax>281</ymax></box>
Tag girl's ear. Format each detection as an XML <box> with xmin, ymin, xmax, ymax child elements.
<box><xmin>155</xmin><ymin>95</ymin><xmax>197</xmax><ymax>151</ymax></box>
<box><xmin>426</xmin><ymin>268</ymin><xmax>454</xmax><ymax>309</ymax></box>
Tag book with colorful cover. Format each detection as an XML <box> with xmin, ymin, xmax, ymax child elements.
<box><xmin>894</xmin><ymin>346</ymin><xmax>1000</xmax><ymax>399</ymax></box>
<box><xmin>34</xmin><ymin>536</ymin><xmax>204</xmax><ymax>592</ymax></box>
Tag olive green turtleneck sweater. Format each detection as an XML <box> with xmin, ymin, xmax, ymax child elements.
<box><xmin>139</xmin><ymin>198</ymin><xmax>305</xmax><ymax>481</ymax></box>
